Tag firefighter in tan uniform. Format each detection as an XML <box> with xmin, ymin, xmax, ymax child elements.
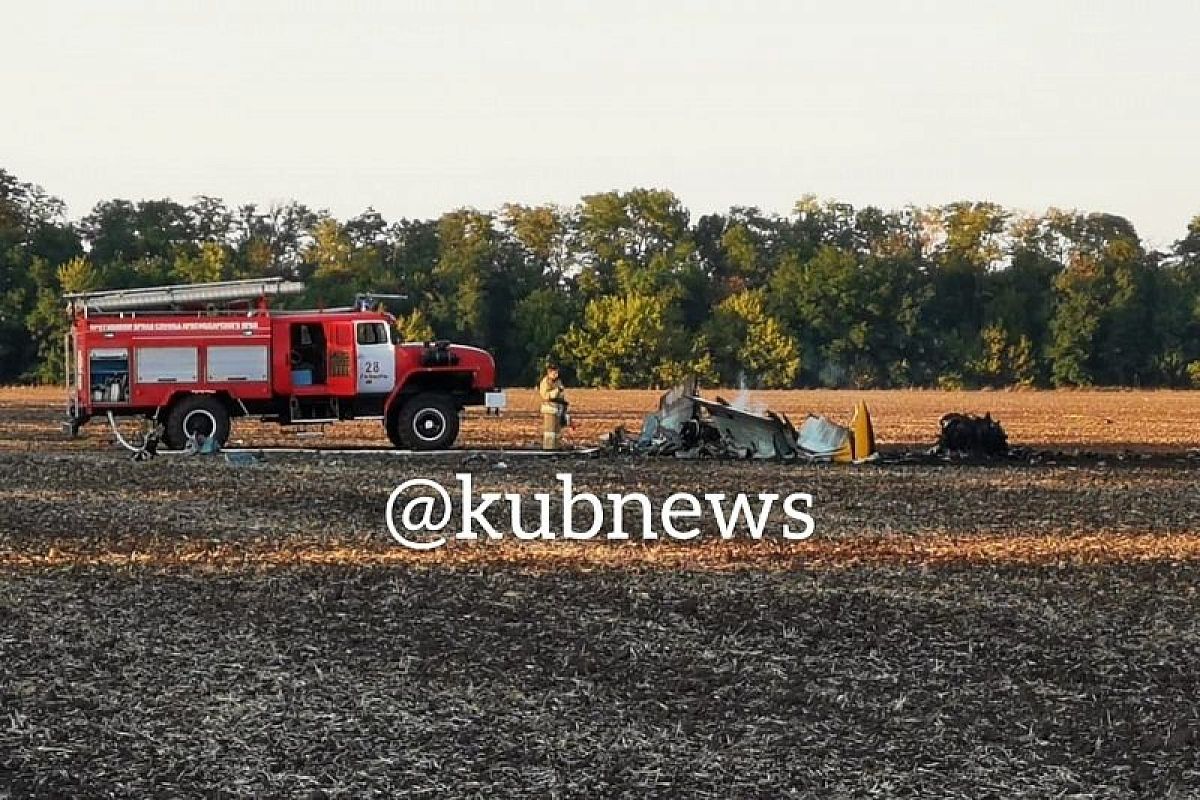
<box><xmin>538</xmin><ymin>362</ymin><xmax>568</xmax><ymax>450</ymax></box>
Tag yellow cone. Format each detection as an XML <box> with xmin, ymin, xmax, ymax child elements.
<box><xmin>849</xmin><ymin>400</ymin><xmax>878</xmax><ymax>463</ymax></box>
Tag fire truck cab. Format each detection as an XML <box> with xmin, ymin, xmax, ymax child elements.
<box><xmin>63</xmin><ymin>278</ymin><xmax>503</xmax><ymax>450</ymax></box>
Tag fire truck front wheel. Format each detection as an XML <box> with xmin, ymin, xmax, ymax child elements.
<box><xmin>163</xmin><ymin>395</ymin><xmax>231</xmax><ymax>450</ymax></box>
<box><xmin>389</xmin><ymin>394</ymin><xmax>460</xmax><ymax>450</ymax></box>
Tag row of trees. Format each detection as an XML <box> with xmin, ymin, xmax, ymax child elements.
<box><xmin>3</xmin><ymin>167</ymin><xmax>1199</xmax><ymax>388</ymax></box>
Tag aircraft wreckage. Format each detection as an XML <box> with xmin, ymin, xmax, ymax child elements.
<box><xmin>599</xmin><ymin>377</ymin><xmax>878</xmax><ymax>462</ymax></box>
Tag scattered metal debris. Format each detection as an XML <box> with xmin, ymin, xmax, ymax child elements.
<box><xmin>600</xmin><ymin>379</ymin><xmax>877</xmax><ymax>462</ymax></box>
<box><xmin>692</xmin><ymin>397</ymin><xmax>799</xmax><ymax>459</ymax></box>
<box><xmin>797</xmin><ymin>414</ymin><xmax>850</xmax><ymax>460</ymax></box>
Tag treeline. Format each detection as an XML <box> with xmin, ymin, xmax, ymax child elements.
<box><xmin>3</xmin><ymin>167</ymin><xmax>1199</xmax><ymax>389</ymax></box>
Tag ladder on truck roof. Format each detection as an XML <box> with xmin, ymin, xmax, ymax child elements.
<box><xmin>64</xmin><ymin>277</ymin><xmax>305</xmax><ymax>313</ymax></box>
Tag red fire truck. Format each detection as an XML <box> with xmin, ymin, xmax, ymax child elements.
<box><xmin>63</xmin><ymin>278</ymin><xmax>504</xmax><ymax>450</ymax></box>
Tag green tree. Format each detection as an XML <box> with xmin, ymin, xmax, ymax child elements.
<box><xmin>508</xmin><ymin>287</ymin><xmax>574</xmax><ymax>385</ymax></box>
<box><xmin>577</xmin><ymin>188</ymin><xmax>696</xmax><ymax>299</ymax></box>
<box><xmin>1166</xmin><ymin>216</ymin><xmax>1200</xmax><ymax>383</ymax></box>
<box><xmin>768</xmin><ymin>244</ymin><xmax>931</xmax><ymax>387</ymax></box>
<box><xmin>971</xmin><ymin>323</ymin><xmax>1036</xmax><ymax>387</ymax></box>
<box><xmin>501</xmin><ymin>203</ymin><xmax>577</xmax><ymax>284</ymax></box>
<box><xmin>26</xmin><ymin>257</ymin><xmax>99</xmax><ymax>382</ymax></box>
<box><xmin>1047</xmin><ymin>214</ymin><xmax>1154</xmax><ymax>386</ymax></box>
<box><xmin>920</xmin><ymin>202</ymin><xmax>1009</xmax><ymax>382</ymax></box>
<box><xmin>556</xmin><ymin>293</ymin><xmax>673</xmax><ymax>387</ymax></box>
<box><xmin>1048</xmin><ymin>278</ymin><xmax>1101</xmax><ymax>386</ymax></box>
<box><xmin>431</xmin><ymin>209</ymin><xmax>499</xmax><ymax>347</ymax></box>
<box><xmin>231</xmin><ymin>201</ymin><xmax>316</xmax><ymax>278</ymax></box>
<box><xmin>81</xmin><ymin>198</ymin><xmax>196</xmax><ymax>271</ymax></box>
<box><xmin>395</xmin><ymin>307</ymin><xmax>436</xmax><ymax>342</ymax></box>
<box><xmin>712</xmin><ymin>207</ymin><xmax>786</xmax><ymax>295</ymax></box>
<box><xmin>388</xmin><ymin>218</ymin><xmax>440</xmax><ymax>298</ymax></box>
<box><xmin>3</xmin><ymin>163</ymin><xmax>1198</xmax><ymax>390</ymax></box>
<box><xmin>173</xmin><ymin>241</ymin><xmax>230</xmax><ymax>284</ymax></box>
<box><xmin>0</xmin><ymin>170</ymin><xmax>81</xmax><ymax>380</ymax></box>
<box><xmin>977</xmin><ymin>216</ymin><xmax>1062</xmax><ymax>386</ymax></box>
<box><xmin>58</xmin><ymin>255</ymin><xmax>101</xmax><ymax>294</ymax></box>
<box><xmin>705</xmin><ymin>290</ymin><xmax>800</xmax><ymax>387</ymax></box>
<box><xmin>309</xmin><ymin>217</ymin><xmax>352</xmax><ymax>279</ymax></box>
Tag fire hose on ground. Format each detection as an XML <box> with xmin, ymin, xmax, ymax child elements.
<box><xmin>106</xmin><ymin>411</ymin><xmax>159</xmax><ymax>461</ymax></box>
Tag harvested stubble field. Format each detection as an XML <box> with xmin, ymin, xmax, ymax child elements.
<box><xmin>2</xmin><ymin>386</ymin><xmax>1200</xmax><ymax>797</ymax></box>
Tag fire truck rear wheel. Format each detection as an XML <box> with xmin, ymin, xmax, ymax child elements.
<box><xmin>164</xmin><ymin>395</ymin><xmax>231</xmax><ymax>450</ymax></box>
<box><xmin>390</xmin><ymin>394</ymin><xmax>459</xmax><ymax>450</ymax></box>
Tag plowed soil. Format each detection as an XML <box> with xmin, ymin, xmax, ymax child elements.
<box><xmin>2</xmin><ymin>386</ymin><xmax>1199</xmax><ymax>797</ymax></box>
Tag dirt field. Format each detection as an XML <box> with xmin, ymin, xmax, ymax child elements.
<box><xmin>3</xmin><ymin>386</ymin><xmax>1200</xmax><ymax>796</ymax></box>
<box><xmin>7</xmin><ymin>385</ymin><xmax>1200</xmax><ymax>453</ymax></box>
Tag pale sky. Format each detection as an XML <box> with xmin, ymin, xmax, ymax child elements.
<box><xmin>4</xmin><ymin>0</ymin><xmax>1198</xmax><ymax>248</ymax></box>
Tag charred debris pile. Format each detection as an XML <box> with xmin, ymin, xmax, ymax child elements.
<box><xmin>935</xmin><ymin>412</ymin><xmax>1009</xmax><ymax>457</ymax></box>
